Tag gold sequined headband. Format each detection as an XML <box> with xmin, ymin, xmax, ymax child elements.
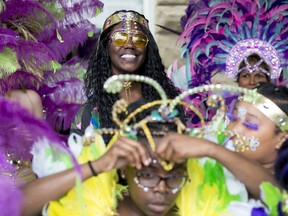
<box><xmin>102</xmin><ymin>11</ymin><xmax>149</xmax><ymax>32</ymax></box>
<box><xmin>242</xmin><ymin>93</ymin><xmax>288</xmax><ymax>132</ymax></box>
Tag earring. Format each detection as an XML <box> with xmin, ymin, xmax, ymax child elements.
<box><xmin>120</xmin><ymin>170</ymin><xmax>126</xmax><ymax>179</ymax></box>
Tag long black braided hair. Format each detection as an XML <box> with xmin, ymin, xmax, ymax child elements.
<box><xmin>84</xmin><ymin>10</ymin><xmax>182</xmax><ymax>134</ymax></box>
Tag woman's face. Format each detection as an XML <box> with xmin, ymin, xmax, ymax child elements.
<box><xmin>108</xmin><ymin>22</ymin><xmax>147</xmax><ymax>75</ymax></box>
<box><xmin>123</xmin><ymin>138</ymin><xmax>186</xmax><ymax>216</ymax></box>
<box><xmin>227</xmin><ymin>101</ymin><xmax>284</xmax><ymax>167</ymax></box>
<box><xmin>238</xmin><ymin>71</ymin><xmax>269</xmax><ymax>89</ymax></box>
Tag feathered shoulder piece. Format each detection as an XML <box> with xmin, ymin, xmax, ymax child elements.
<box><xmin>45</xmin><ymin>132</ymin><xmax>126</xmax><ymax>216</ymax></box>
<box><xmin>180</xmin><ymin>0</ymin><xmax>288</xmax><ymax>85</ymax></box>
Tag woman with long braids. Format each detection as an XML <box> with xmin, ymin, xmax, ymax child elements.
<box><xmin>70</xmin><ymin>10</ymin><xmax>182</xmax><ymax>141</ymax></box>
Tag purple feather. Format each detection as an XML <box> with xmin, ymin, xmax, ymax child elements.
<box><xmin>0</xmin><ymin>34</ymin><xmax>18</xmax><ymax>51</ymax></box>
<box><xmin>178</xmin><ymin>0</ymin><xmax>288</xmax><ymax>86</ymax></box>
<box><xmin>57</xmin><ymin>0</ymin><xmax>103</xmax><ymax>27</ymax></box>
<box><xmin>39</xmin><ymin>66</ymin><xmax>86</xmax><ymax>132</ymax></box>
<box><xmin>0</xmin><ymin>175</ymin><xmax>23</xmax><ymax>216</ymax></box>
<box><xmin>0</xmin><ymin>98</ymin><xmax>63</xmax><ymax>172</ymax></box>
<box><xmin>0</xmin><ymin>70</ymin><xmax>42</xmax><ymax>95</ymax></box>
<box><xmin>17</xmin><ymin>40</ymin><xmax>56</xmax><ymax>69</ymax></box>
<box><xmin>0</xmin><ymin>0</ymin><xmax>57</xmax><ymax>28</ymax></box>
<box><xmin>38</xmin><ymin>22</ymin><xmax>97</xmax><ymax>61</ymax></box>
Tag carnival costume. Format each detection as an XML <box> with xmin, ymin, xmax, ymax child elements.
<box><xmin>0</xmin><ymin>0</ymin><xmax>103</xmax><ymax>135</ymax></box>
<box><xmin>179</xmin><ymin>0</ymin><xmax>288</xmax><ymax>85</ymax></box>
<box><xmin>168</xmin><ymin>0</ymin><xmax>288</xmax><ymax>128</ymax></box>
<box><xmin>70</xmin><ymin>10</ymin><xmax>181</xmax><ymax>139</ymax></box>
<box><xmin>30</xmin><ymin>69</ymin><xmax>287</xmax><ymax>215</ymax></box>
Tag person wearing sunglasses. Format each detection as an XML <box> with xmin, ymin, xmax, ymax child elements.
<box><xmin>70</xmin><ymin>10</ymin><xmax>181</xmax><ymax>142</ymax></box>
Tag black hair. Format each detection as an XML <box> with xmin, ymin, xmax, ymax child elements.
<box><xmin>275</xmin><ymin>142</ymin><xmax>288</xmax><ymax>190</ymax></box>
<box><xmin>236</xmin><ymin>53</ymin><xmax>270</xmax><ymax>82</ymax></box>
<box><xmin>257</xmin><ymin>83</ymin><xmax>288</xmax><ymax>116</ymax></box>
<box><xmin>84</xmin><ymin>10</ymin><xmax>182</xmax><ymax>141</ymax></box>
<box><xmin>256</xmin><ymin>83</ymin><xmax>288</xmax><ymax>134</ymax></box>
<box><xmin>126</xmin><ymin>99</ymin><xmax>180</xmax><ymax>136</ymax></box>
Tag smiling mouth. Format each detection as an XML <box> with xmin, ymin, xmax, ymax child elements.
<box><xmin>121</xmin><ymin>54</ymin><xmax>136</xmax><ymax>60</ymax></box>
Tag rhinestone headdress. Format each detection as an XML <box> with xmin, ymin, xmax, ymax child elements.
<box><xmin>102</xmin><ymin>11</ymin><xmax>149</xmax><ymax>32</ymax></box>
<box><xmin>83</xmin><ymin>75</ymin><xmax>288</xmax><ymax>171</ymax></box>
<box><xmin>180</xmin><ymin>0</ymin><xmax>288</xmax><ymax>84</ymax></box>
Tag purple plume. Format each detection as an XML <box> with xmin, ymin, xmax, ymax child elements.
<box><xmin>0</xmin><ymin>175</ymin><xmax>23</xmax><ymax>216</ymax></box>
<box><xmin>0</xmin><ymin>98</ymin><xmax>63</xmax><ymax>172</ymax></box>
<box><xmin>0</xmin><ymin>70</ymin><xmax>42</xmax><ymax>95</ymax></box>
<box><xmin>39</xmin><ymin>66</ymin><xmax>86</xmax><ymax>132</ymax></box>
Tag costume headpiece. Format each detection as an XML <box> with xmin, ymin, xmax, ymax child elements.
<box><xmin>102</xmin><ymin>11</ymin><xmax>149</xmax><ymax>32</ymax></box>
<box><xmin>83</xmin><ymin>75</ymin><xmax>288</xmax><ymax>170</ymax></box>
<box><xmin>180</xmin><ymin>0</ymin><xmax>288</xmax><ymax>84</ymax></box>
<box><xmin>241</xmin><ymin>90</ymin><xmax>288</xmax><ymax>132</ymax></box>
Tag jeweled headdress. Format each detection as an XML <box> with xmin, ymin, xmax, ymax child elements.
<box><xmin>83</xmin><ymin>75</ymin><xmax>288</xmax><ymax>171</ymax></box>
<box><xmin>180</xmin><ymin>0</ymin><xmax>288</xmax><ymax>84</ymax></box>
<box><xmin>102</xmin><ymin>11</ymin><xmax>149</xmax><ymax>32</ymax></box>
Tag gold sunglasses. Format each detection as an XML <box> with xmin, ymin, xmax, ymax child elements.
<box><xmin>111</xmin><ymin>30</ymin><xmax>149</xmax><ymax>48</ymax></box>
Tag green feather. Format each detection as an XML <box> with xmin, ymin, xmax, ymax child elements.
<box><xmin>0</xmin><ymin>47</ymin><xmax>18</xmax><ymax>79</ymax></box>
<box><xmin>51</xmin><ymin>60</ymin><xmax>61</xmax><ymax>73</ymax></box>
<box><xmin>95</xmin><ymin>7</ymin><xmax>102</xmax><ymax>16</ymax></box>
<box><xmin>260</xmin><ymin>182</ymin><xmax>282</xmax><ymax>216</ymax></box>
<box><xmin>0</xmin><ymin>0</ymin><xmax>5</xmax><ymax>13</ymax></box>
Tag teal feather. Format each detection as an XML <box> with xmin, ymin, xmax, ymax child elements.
<box><xmin>262</xmin><ymin>18</ymin><xmax>276</xmax><ymax>41</ymax></box>
<box><xmin>185</xmin><ymin>50</ymin><xmax>191</xmax><ymax>83</ymax></box>
<box><xmin>252</xmin><ymin>16</ymin><xmax>259</xmax><ymax>38</ymax></box>
<box><xmin>243</xmin><ymin>24</ymin><xmax>251</xmax><ymax>39</ymax></box>
<box><xmin>216</xmin><ymin>7</ymin><xmax>238</xmax><ymax>32</ymax></box>
<box><xmin>273</xmin><ymin>37</ymin><xmax>288</xmax><ymax>49</ymax></box>
<box><xmin>205</xmin><ymin>41</ymin><xmax>218</xmax><ymax>57</ymax></box>
<box><xmin>194</xmin><ymin>49</ymin><xmax>203</xmax><ymax>65</ymax></box>
<box><xmin>221</xmin><ymin>39</ymin><xmax>235</xmax><ymax>48</ymax></box>
<box><xmin>268</xmin><ymin>23</ymin><xmax>282</xmax><ymax>44</ymax></box>
<box><xmin>216</xmin><ymin>18</ymin><xmax>231</xmax><ymax>32</ymax></box>
<box><xmin>180</xmin><ymin>44</ymin><xmax>188</xmax><ymax>58</ymax></box>
<box><xmin>215</xmin><ymin>53</ymin><xmax>229</xmax><ymax>59</ymax></box>
<box><xmin>237</xmin><ymin>24</ymin><xmax>246</xmax><ymax>40</ymax></box>
<box><xmin>224</xmin><ymin>25</ymin><xmax>238</xmax><ymax>43</ymax></box>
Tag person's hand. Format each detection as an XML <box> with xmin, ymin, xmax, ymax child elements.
<box><xmin>156</xmin><ymin>132</ymin><xmax>213</xmax><ymax>163</ymax></box>
<box><xmin>97</xmin><ymin>136</ymin><xmax>151</xmax><ymax>172</ymax></box>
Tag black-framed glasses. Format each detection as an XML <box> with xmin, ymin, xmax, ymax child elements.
<box><xmin>110</xmin><ymin>29</ymin><xmax>149</xmax><ymax>48</ymax></box>
<box><xmin>133</xmin><ymin>170</ymin><xmax>189</xmax><ymax>194</ymax></box>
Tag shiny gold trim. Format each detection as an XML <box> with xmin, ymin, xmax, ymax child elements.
<box><xmin>242</xmin><ymin>94</ymin><xmax>288</xmax><ymax>131</ymax></box>
<box><xmin>103</xmin><ymin>11</ymin><xmax>149</xmax><ymax>32</ymax></box>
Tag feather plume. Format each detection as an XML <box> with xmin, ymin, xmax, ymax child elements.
<box><xmin>0</xmin><ymin>97</ymin><xmax>63</xmax><ymax>174</ymax></box>
<box><xmin>179</xmin><ymin>0</ymin><xmax>288</xmax><ymax>85</ymax></box>
<box><xmin>47</xmin><ymin>135</ymin><xmax>126</xmax><ymax>215</ymax></box>
<box><xmin>0</xmin><ymin>174</ymin><xmax>23</xmax><ymax>216</ymax></box>
<box><xmin>176</xmin><ymin>158</ymin><xmax>244</xmax><ymax>216</ymax></box>
<box><xmin>39</xmin><ymin>65</ymin><xmax>86</xmax><ymax>133</ymax></box>
<box><xmin>0</xmin><ymin>47</ymin><xmax>18</xmax><ymax>79</ymax></box>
